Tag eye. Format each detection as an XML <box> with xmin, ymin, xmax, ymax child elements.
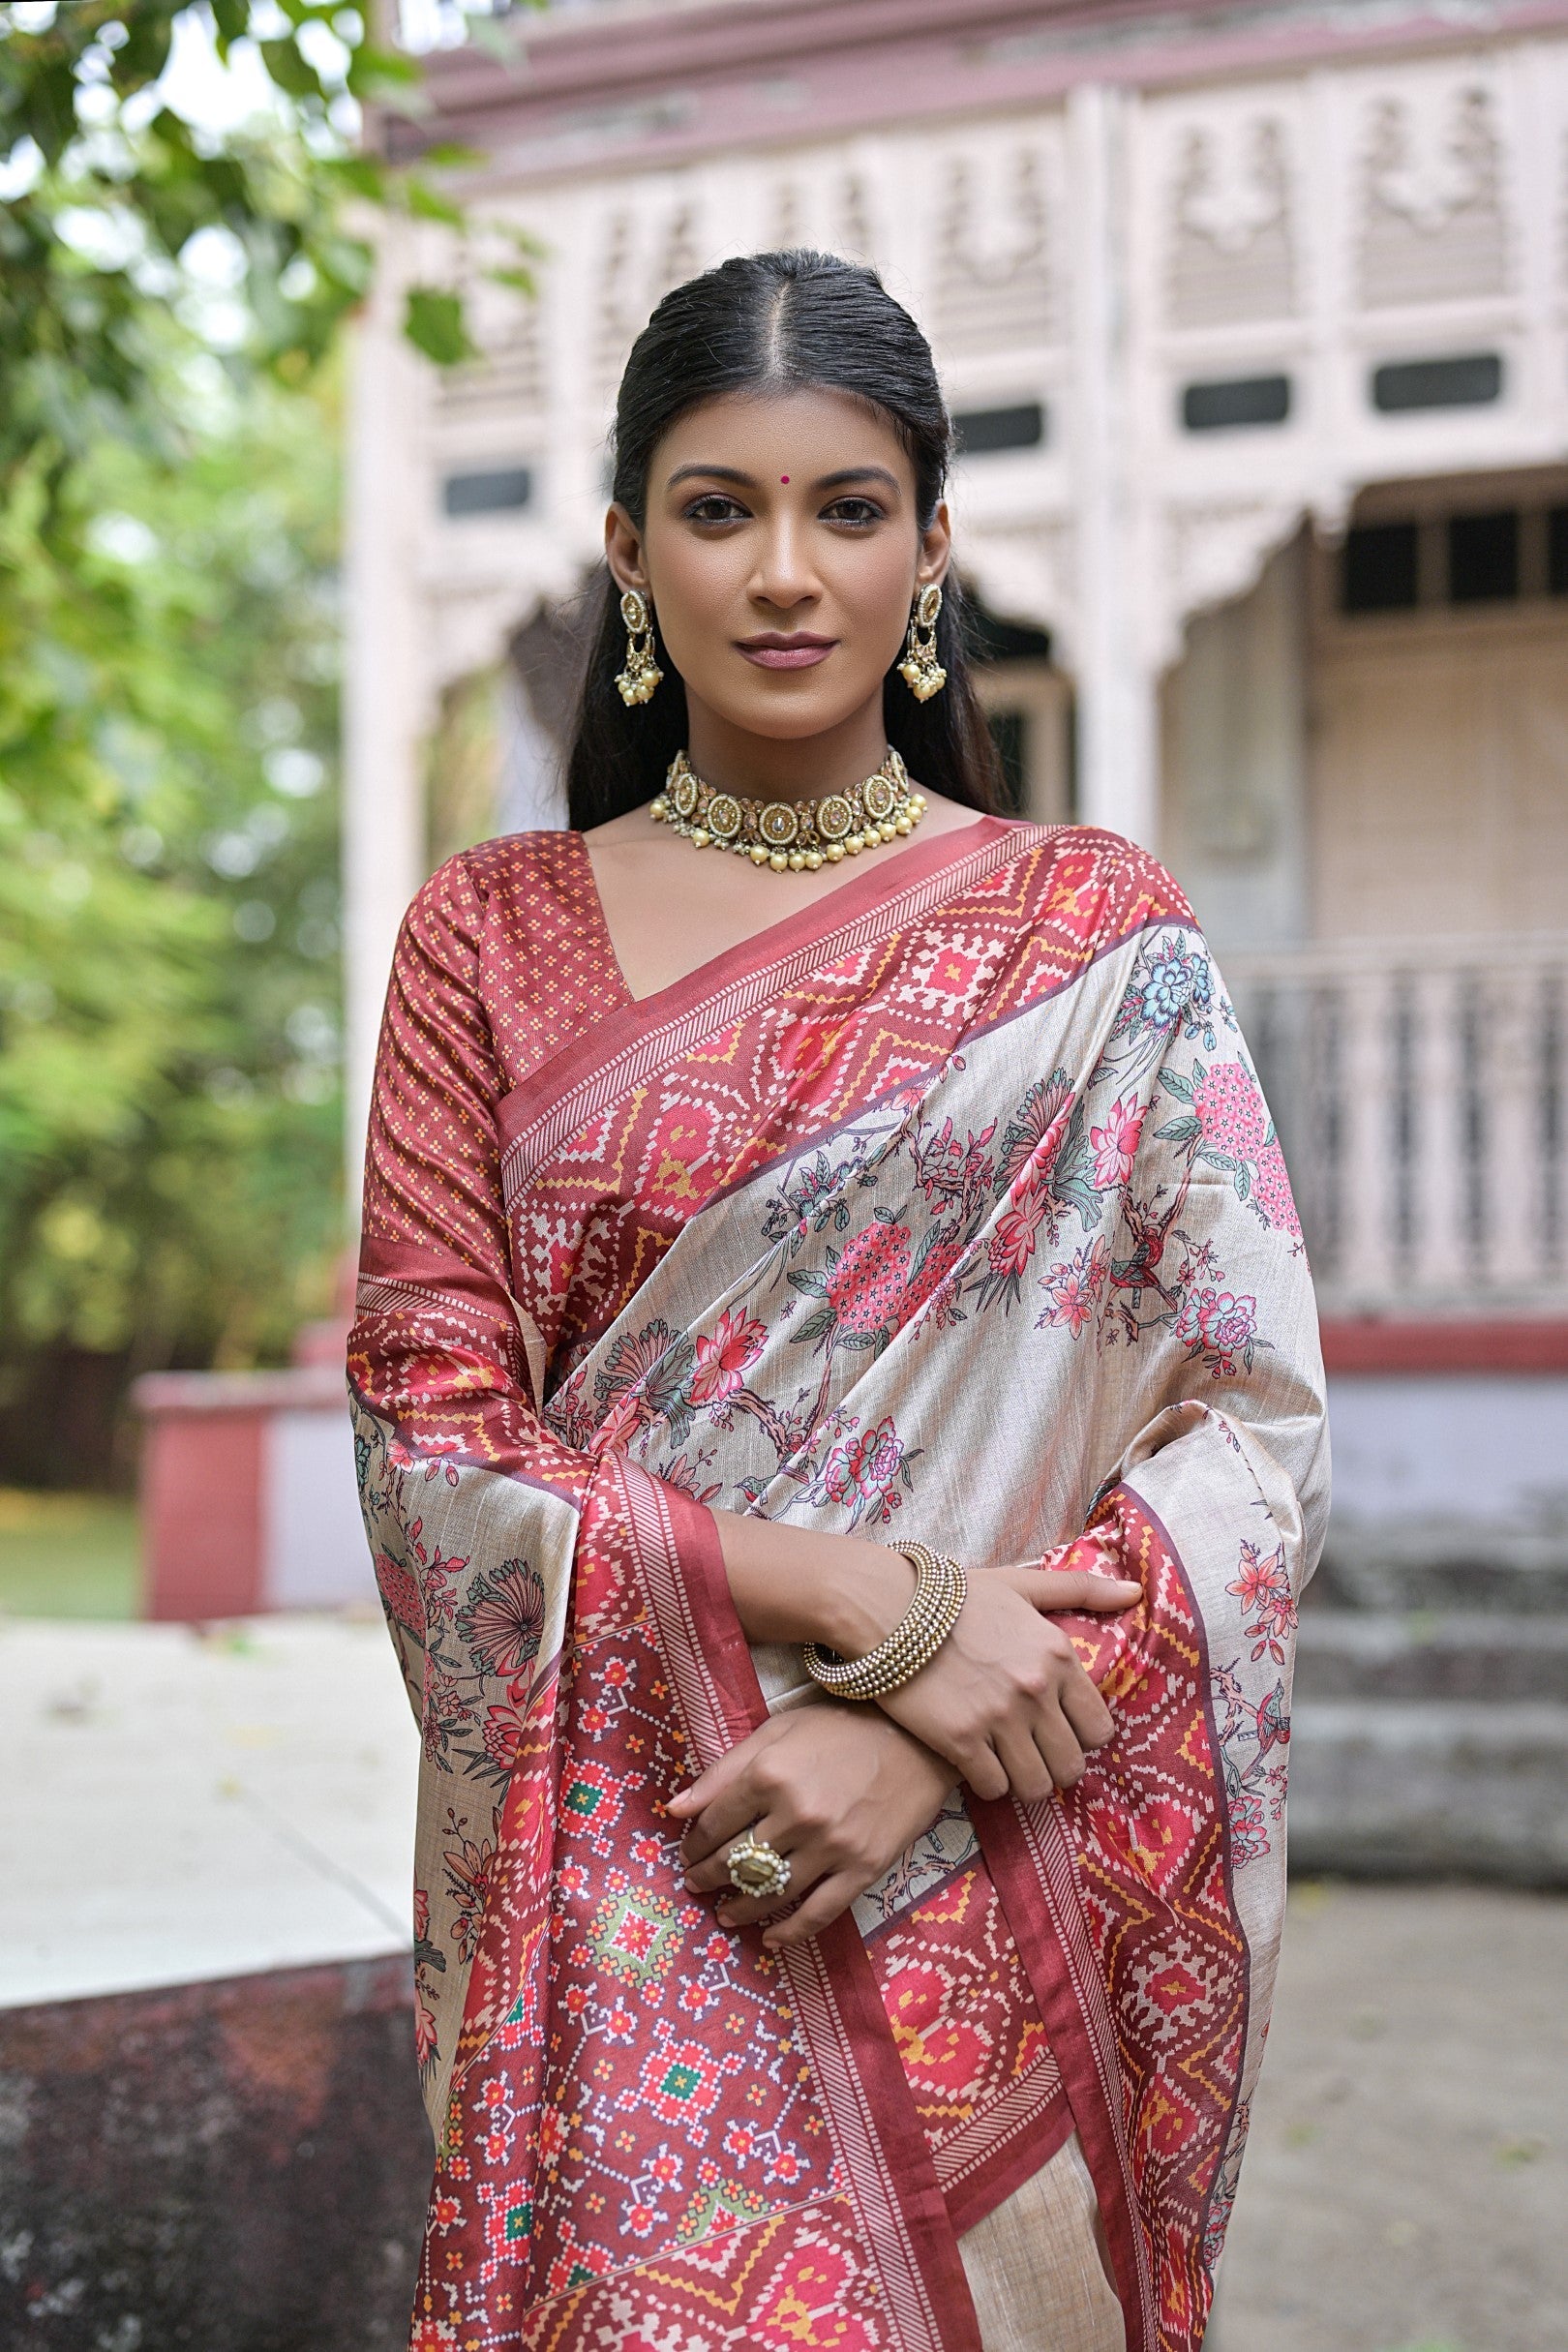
<box><xmin>682</xmin><ymin>493</ymin><xmax>749</xmax><ymax>524</ymax></box>
<box><xmin>822</xmin><ymin>496</ymin><xmax>885</xmax><ymax>528</ymax></box>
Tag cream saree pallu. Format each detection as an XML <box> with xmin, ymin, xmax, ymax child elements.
<box><xmin>349</xmin><ymin>816</ymin><xmax>1329</xmax><ymax>2352</ymax></box>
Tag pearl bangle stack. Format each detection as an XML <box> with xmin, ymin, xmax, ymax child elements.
<box><xmin>801</xmin><ymin>1542</ymin><xmax>968</xmax><ymax>1703</ymax></box>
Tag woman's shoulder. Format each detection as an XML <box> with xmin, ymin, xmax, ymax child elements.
<box><xmin>987</xmin><ymin>819</ymin><xmax>1198</xmax><ymax>939</ymax></box>
<box><xmin>404</xmin><ymin>829</ymin><xmax>593</xmax><ymax>934</ymax></box>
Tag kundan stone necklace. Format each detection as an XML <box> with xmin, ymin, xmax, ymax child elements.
<box><xmin>649</xmin><ymin>747</ymin><xmax>926</xmax><ymax>872</ymax></box>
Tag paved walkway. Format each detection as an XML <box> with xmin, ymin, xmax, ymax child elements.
<box><xmin>1212</xmin><ymin>1881</ymin><xmax>1568</xmax><ymax>2352</ymax></box>
<box><xmin>2</xmin><ymin>1614</ymin><xmax>417</xmax><ymax>2006</ymax></box>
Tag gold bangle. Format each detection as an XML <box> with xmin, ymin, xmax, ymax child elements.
<box><xmin>801</xmin><ymin>1542</ymin><xmax>967</xmax><ymax>1703</ymax></box>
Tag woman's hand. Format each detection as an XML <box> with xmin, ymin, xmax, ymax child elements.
<box><xmin>667</xmin><ymin>1704</ymin><xmax>957</xmax><ymax>1948</ymax></box>
<box><xmin>875</xmin><ymin>1558</ymin><xmax>1141</xmax><ymax>1806</ymax></box>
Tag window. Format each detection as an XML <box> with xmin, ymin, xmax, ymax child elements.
<box><xmin>1371</xmin><ymin>354</ymin><xmax>1502</xmax><ymax>413</ymax></box>
<box><xmin>1181</xmin><ymin>375</ymin><xmax>1292</xmax><ymax>433</ymax></box>
<box><xmin>1342</xmin><ymin>523</ymin><xmax>1419</xmax><ymax>614</ymax></box>
<box><xmin>1448</xmin><ymin>510</ymin><xmax>1519</xmax><ymax>603</ymax></box>
<box><xmin>951</xmin><ymin>403</ymin><xmax>1046</xmax><ymax>456</ymax></box>
<box><xmin>1548</xmin><ymin>507</ymin><xmax>1568</xmax><ymax>597</ymax></box>
<box><xmin>442</xmin><ymin>467</ymin><xmax>533</xmax><ymax>518</ymax></box>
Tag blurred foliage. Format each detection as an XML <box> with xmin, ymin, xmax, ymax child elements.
<box><xmin>0</xmin><ymin>344</ymin><xmax>347</xmax><ymax>1377</ymax></box>
<box><xmin>0</xmin><ymin>3</ymin><xmax>540</xmax><ymax>1473</ymax></box>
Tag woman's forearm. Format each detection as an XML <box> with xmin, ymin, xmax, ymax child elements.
<box><xmin>709</xmin><ymin>1507</ymin><xmax>917</xmax><ymax>1655</ymax></box>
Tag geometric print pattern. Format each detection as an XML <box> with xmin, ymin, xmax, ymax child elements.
<box><xmin>350</xmin><ymin>819</ymin><xmax>1327</xmax><ymax>2352</ymax></box>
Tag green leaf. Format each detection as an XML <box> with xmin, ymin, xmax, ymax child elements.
<box><xmin>403</xmin><ymin>286</ymin><xmax>476</xmax><ymax>367</ymax></box>
<box><xmin>258</xmin><ymin>38</ymin><xmax>327</xmax><ymax>103</ymax></box>
<box><xmin>405</xmin><ymin>177</ymin><xmax>466</xmax><ymax>228</ymax></box>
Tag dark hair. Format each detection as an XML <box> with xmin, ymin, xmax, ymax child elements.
<box><xmin>564</xmin><ymin>249</ymin><xmax>1005</xmax><ymax>829</ymax></box>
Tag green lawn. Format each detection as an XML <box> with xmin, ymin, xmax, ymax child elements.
<box><xmin>0</xmin><ymin>1489</ymin><xmax>140</xmax><ymax>1618</ymax></box>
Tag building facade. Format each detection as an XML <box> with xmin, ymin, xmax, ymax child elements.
<box><xmin>347</xmin><ymin>0</ymin><xmax>1568</xmax><ymax>1348</ymax></box>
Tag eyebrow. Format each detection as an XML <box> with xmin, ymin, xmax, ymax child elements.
<box><xmin>665</xmin><ymin>463</ymin><xmax>902</xmax><ymax>494</ymax></box>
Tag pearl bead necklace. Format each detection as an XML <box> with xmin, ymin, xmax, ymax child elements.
<box><xmin>649</xmin><ymin>748</ymin><xmax>926</xmax><ymax>872</ymax></box>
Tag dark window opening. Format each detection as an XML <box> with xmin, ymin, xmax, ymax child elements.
<box><xmin>1181</xmin><ymin>374</ymin><xmax>1292</xmax><ymax>433</ymax></box>
<box><xmin>442</xmin><ymin>466</ymin><xmax>532</xmax><ymax>517</ymax></box>
<box><xmin>952</xmin><ymin>403</ymin><xmax>1046</xmax><ymax>456</ymax></box>
<box><xmin>1342</xmin><ymin>522</ymin><xmax>1419</xmax><ymax>614</ymax></box>
<box><xmin>1372</xmin><ymin>354</ymin><xmax>1503</xmax><ymax>413</ymax></box>
<box><xmin>986</xmin><ymin>709</ymin><xmax>1030</xmax><ymax>815</ymax></box>
<box><xmin>1448</xmin><ymin>509</ymin><xmax>1520</xmax><ymax>603</ymax></box>
<box><xmin>1548</xmin><ymin>506</ymin><xmax>1568</xmax><ymax>597</ymax></box>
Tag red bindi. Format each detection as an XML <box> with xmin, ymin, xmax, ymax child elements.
<box><xmin>780</xmin><ymin>474</ymin><xmax>790</xmax><ymax>483</ymax></box>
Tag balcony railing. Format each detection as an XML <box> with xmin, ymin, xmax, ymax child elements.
<box><xmin>1226</xmin><ymin>934</ymin><xmax>1568</xmax><ymax>1319</ymax></box>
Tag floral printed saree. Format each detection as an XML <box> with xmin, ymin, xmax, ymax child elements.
<box><xmin>349</xmin><ymin>812</ymin><xmax>1328</xmax><ymax>2352</ymax></box>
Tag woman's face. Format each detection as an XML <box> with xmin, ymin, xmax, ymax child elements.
<box><xmin>605</xmin><ymin>386</ymin><xmax>950</xmax><ymax>745</ymax></box>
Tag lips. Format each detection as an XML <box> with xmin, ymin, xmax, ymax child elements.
<box><xmin>738</xmin><ymin>635</ymin><xmax>836</xmax><ymax>671</ymax></box>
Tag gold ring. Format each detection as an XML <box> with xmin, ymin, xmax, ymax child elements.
<box><xmin>726</xmin><ymin>1829</ymin><xmax>792</xmax><ymax>1901</ymax></box>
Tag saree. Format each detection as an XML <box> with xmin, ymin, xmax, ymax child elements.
<box><xmin>349</xmin><ymin>812</ymin><xmax>1328</xmax><ymax>2352</ymax></box>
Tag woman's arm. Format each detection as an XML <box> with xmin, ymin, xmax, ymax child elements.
<box><xmin>710</xmin><ymin>1507</ymin><xmax>1140</xmax><ymax>1804</ymax></box>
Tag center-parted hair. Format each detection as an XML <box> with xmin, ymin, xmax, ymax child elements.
<box><xmin>564</xmin><ymin>248</ymin><xmax>1005</xmax><ymax>829</ymax></box>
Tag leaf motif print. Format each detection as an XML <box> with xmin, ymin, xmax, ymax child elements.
<box><xmin>456</xmin><ymin>1556</ymin><xmax>546</xmax><ymax>1678</ymax></box>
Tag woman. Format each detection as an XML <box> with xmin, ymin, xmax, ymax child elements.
<box><xmin>351</xmin><ymin>250</ymin><xmax>1327</xmax><ymax>2352</ymax></box>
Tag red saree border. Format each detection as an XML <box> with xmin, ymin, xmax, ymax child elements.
<box><xmin>617</xmin><ymin>1458</ymin><xmax>985</xmax><ymax>2352</ymax></box>
<box><xmin>498</xmin><ymin>817</ymin><xmax>1034</xmax><ymax>1197</ymax></box>
<box><xmin>935</xmin><ymin>2054</ymin><xmax>1072</xmax><ymax>2239</ymax></box>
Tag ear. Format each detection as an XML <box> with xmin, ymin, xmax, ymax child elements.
<box><xmin>605</xmin><ymin>503</ymin><xmax>650</xmax><ymax>595</ymax></box>
<box><xmin>917</xmin><ymin>498</ymin><xmax>952</xmax><ymax>589</ymax></box>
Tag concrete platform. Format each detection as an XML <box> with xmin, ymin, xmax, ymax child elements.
<box><xmin>1</xmin><ymin>1614</ymin><xmax>418</xmax><ymax>2009</ymax></box>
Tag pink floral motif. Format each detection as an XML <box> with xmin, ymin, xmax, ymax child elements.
<box><xmin>1251</xmin><ymin>1139</ymin><xmax>1302</xmax><ymax>1239</ymax></box>
<box><xmin>1089</xmin><ymin>1091</ymin><xmax>1146</xmax><ymax>1190</ymax></box>
<box><xmin>413</xmin><ymin>1885</ymin><xmax>430</xmax><ymax>1944</ymax></box>
<box><xmin>443</xmin><ymin>1817</ymin><xmax>498</xmax><ymax>1964</ymax></box>
<box><xmin>988</xmin><ymin>1189</ymin><xmax>1047</xmax><ymax>1280</ymax></box>
<box><xmin>825</xmin><ymin>1219</ymin><xmax>913</xmax><ymax>1335</ymax></box>
<box><xmin>414</xmin><ymin>1988</ymin><xmax>439</xmax><ymax>2072</ymax></box>
<box><xmin>1174</xmin><ymin>1286</ymin><xmax>1257</xmax><ymax>1372</ymax></box>
<box><xmin>482</xmin><ymin>1675</ymin><xmax>532</xmax><ymax>1771</ymax></box>
<box><xmin>1226</xmin><ymin>1540</ymin><xmax>1296</xmax><ymax>1665</ymax></box>
<box><xmin>1038</xmin><ymin>1237</ymin><xmax>1111</xmax><ymax>1337</ymax></box>
<box><xmin>689</xmin><ymin>1307</ymin><xmax>767</xmax><ymax>1404</ymax></box>
<box><xmin>808</xmin><ymin>1413</ymin><xmax>914</xmax><ymax>1528</ymax></box>
<box><xmin>1192</xmin><ymin>1062</ymin><xmax>1268</xmax><ymax>1161</ymax></box>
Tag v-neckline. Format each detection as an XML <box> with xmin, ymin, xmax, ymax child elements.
<box><xmin>571</xmin><ymin>814</ymin><xmax>1013</xmax><ymax>1016</ymax></box>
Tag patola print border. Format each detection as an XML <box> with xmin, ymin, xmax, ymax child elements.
<box><xmin>618</xmin><ymin>1457</ymin><xmax>985</xmax><ymax>2352</ymax></box>
<box><xmin>497</xmin><ymin>818</ymin><xmax>1043</xmax><ymax>1198</ymax></box>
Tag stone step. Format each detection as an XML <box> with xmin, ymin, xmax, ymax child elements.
<box><xmin>1294</xmin><ymin>1611</ymin><xmax>1568</xmax><ymax>1703</ymax></box>
<box><xmin>1314</xmin><ymin>1525</ymin><xmax>1568</xmax><ymax>1614</ymax></box>
<box><xmin>1288</xmin><ymin>1698</ymin><xmax>1568</xmax><ymax>1885</ymax></box>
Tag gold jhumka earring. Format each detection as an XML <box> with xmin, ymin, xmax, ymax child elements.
<box><xmin>615</xmin><ymin>588</ymin><xmax>664</xmax><ymax>707</ymax></box>
<box><xmin>898</xmin><ymin>582</ymin><xmax>947</xmax><ymax>702</ymax></box>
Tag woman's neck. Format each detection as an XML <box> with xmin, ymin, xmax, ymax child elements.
<box><xmin>682</xmin><ymin>694</ymin><xmax>890</xmax><ymax>804</ymax></box>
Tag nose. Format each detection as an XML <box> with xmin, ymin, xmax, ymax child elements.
<box><xmin>748</xmin><ymin>507</ymin><xmax>820</xmax><ymax>618</ymax></box>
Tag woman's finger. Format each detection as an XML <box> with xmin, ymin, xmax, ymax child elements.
<box><xmin>992</xmin><ymin>1726</ymin><xmax>1055</xmax><ymax>1806</ymax></box>
<box><xmin>684</xmin><ymin>1806</ymin><xmax>794</xmax><ymax>1893</ymax></box>
<box><xmin>1032</xmin><ymin>1700</ymin><xmax>1089</xmax><ymax>1792</ymax></box>
<box><xmin>678</xmin><ymin>1779</ymin><xmax>773</xmax><ymax>1870</ymax></box>
<box><xmin>762</xmin><ymin>1870</ymin><xmax>866</xmax><ymax>1947</ymax></box>
<box><xmin>1060</xmin><ymin>1668</ymin><xmax>1115</xmax><ymax>1752</ymax></box>
<box><xmin>1016</xmin><ymin>1570</ymin><xmax>1141</xmax><ymax>1613</ymax></box>
<box><xmin>956</xmin><ymin>1735</ymin><xmax>1010</xmax><ymax>1804</ymax></box>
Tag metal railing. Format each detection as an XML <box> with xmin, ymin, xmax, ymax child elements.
<box><xmin>1226</xmin><ymin>934</ymin><xmax>1568</xmax><ymax>1318</ymax></box>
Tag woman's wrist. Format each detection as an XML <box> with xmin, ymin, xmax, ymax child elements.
<box><xmin>812</xmin><ymin>1539</ymin><xmax>920</xmax><ymax>1659</ymax></box>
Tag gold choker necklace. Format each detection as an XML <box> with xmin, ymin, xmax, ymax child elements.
<box><xmin>650</xmin><ymin>748</ymin><xmax>925</xmax><ymax>872</ymax></box>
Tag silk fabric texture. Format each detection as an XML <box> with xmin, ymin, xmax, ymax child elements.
<box><xmin>349</xmin><ymin>814</ymin><xmax>1328</xmax><ymax>2352</ymax></box>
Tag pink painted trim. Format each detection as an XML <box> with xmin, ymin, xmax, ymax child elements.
<box><xmin>619</xmin><ymin>1459</ymin><xmax>983</xmax><ymax>2352</ymax></box>
<box><xmin>141</xmin><ymin>1406</ymin><xmax>265</xmax><ymax>1620</ymax></box>
<box><xmin>392</xmin><ymin>0</ymin><xmax>1568</xmax><ymax>182</ymax></box>
<box><xmin>496</xmin><ymin>817</ymin><xmax>1034</xmax><ymax>1201</ymax></box>
<box><xmin>1320</xmin><ymin>1318</ymin><xmax>1568</xmax><ymax>1374</ymax></box>
<box><xmin>133</xmin><ymin>1365</ymin><xmax>347</xmax><ymax>1415</ymax></box>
